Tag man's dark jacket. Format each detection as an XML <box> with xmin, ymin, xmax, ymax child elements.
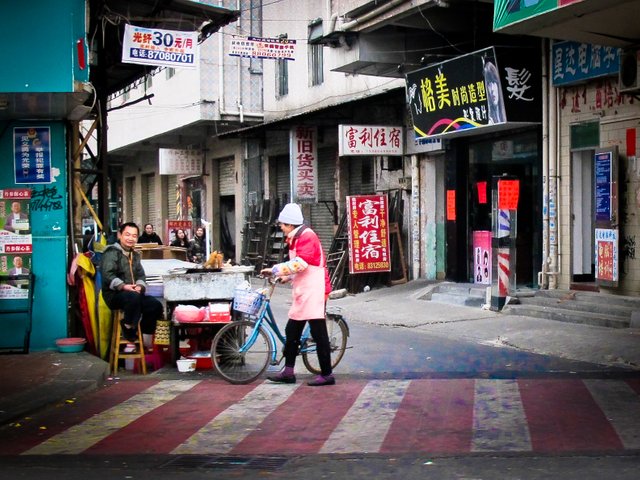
<box><xmin>100</xmin><ymin>242</ymin><xmax>148</xmax><ymax>307</ymax></box>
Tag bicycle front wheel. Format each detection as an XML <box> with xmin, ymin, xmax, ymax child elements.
<box><xmin>302</xmin><ymin>315</ymin><xmax>348</xmax><ymax>375</ymax></box>
<box><xmin>212</xmin><ymin>320</ymin><xmax>272</xmax><ymax>384</ymax></box>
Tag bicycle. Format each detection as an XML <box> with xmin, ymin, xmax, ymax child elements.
<box><xmin>211</xmin><ymin>278</ymin><xmax>349</xmax><ymax>384</ymax></box>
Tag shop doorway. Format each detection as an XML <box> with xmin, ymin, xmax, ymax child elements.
<box><xmin>571</xmin><ymin>149</ymin><xmax>595</xmax><ymax>282</ymax></box>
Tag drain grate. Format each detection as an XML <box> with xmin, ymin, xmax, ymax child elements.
<box><xmin>160</xmin><ymin>455</ymin><xmax>289</xmax><ymax>470</ymax></box>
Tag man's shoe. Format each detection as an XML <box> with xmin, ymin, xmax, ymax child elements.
<box><xmin>120</xmin><ymin>321</ymin><xmax>138</xmax><ymax>342</ymax></box>
<box><xmin>307</xmin><ymin>375</ymin><xmax>336</xmax><ymax>386</ymax></box>
<box><xmin>267</xmin><ymin>372</ymin><xmax>296</xmax><ymax>384</ymax></box>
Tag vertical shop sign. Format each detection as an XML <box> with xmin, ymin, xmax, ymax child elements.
<box><xmin>595</xmin><ymin>228</ymin><xmax>618</xmax><ymax>284</ymax></box>
<box><xmin>290</xmin><ymin>126</ymin><xmax>318</xmax><ymax>203</ymax></box>
<box><xmin>0</xmin><ymin>189</ymin><xmax>33</xmax><ymax>299</ymax></box>
<box><xmin>346</xmin><ymin>195</ymin><xmax>391</xmax><ymax>274</ymax></box>
<box><xmin>13</xmin><ymin>127</ymin><xmax>52</xmax><ymax>184</ymax></box>
<box><xmin>446</xmin><ymin>190</ymin><xmax>456</xmax><ymax>221</ymax></box>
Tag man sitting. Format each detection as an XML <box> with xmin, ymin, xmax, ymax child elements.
<box><xmin>100</xmin><ymin>222</ymin><xmax>163</xmax><ymax>342</ymax></box>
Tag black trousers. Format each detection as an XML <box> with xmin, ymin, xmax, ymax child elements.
<box><xmin>283</xmin><ymin>318</ymin><xmax>332</xmax><ymax>376</ymax></box>
<box><xmin>108</xmin><ymin>291</ymin><xmax>163</xmax><ymax>335</ymax></box>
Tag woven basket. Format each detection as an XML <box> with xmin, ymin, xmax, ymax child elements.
<box><xmin>233</xmin><ymin>289</ymin><xmax>265</xmax><ymax>315</ymax></box>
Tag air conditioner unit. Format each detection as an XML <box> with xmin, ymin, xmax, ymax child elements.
<box><xmin>619</xmin><ymin>48</ymin><xmax>640</xmax><ymax>93</ymax></box>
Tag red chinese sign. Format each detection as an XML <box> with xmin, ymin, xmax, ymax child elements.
<box><xmin>346</xmin><ymin>195</ymin><xmax>391</xmax><ymax>274</ymax></box>
<box><xmin>446</xmin><ymin>190</ymin><xmax>456</xmax><ymax>221</ymax></box>
<box><xmin>498</xmin><ymin>179</ymin><xmax>520</xmax><ymax>210</ymax></box>
<box><xmin>166</xmin><ymin>219</ymin><xmax>193</xmax><ymax>245</ymax></box>
<box><xmin>338</xmin><ymin>125</ymin><xmax>403</xmax><ymax>156</ymax></box>
<box><xmin>290</xmin><ymin>126</ymin><xmax>318</xmax><ymax>203</ymax></box>
<box><xmin>476</xmin><ymin>181</ymin><xmax>487</xmax><ymax>204</ymax></box>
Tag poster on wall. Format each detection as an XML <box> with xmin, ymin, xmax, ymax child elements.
<box><xmin>0</xmin><ymin>188</ymin><xmax>33</xmax><ymax>299</ymax></box>
<box><xmin>595</xmin><ymin>228</ymin><xmax>618</xmax><ymax>285</ymax></box>
<box><xmin>13</xmin><ymin>127</ymin><xmax>52</xmax><ymax>184</ymax></box>
<box><xmin>473</xmin><ymin>230</ymin><xmax>492</xmax><ymax>284</ymax></box>
<box><xmin>166</xmin><ymin>219</ymin><xmax>193</xmax><ymax>245</ymax></box>
<box><xmin>346</xmin><ymin>195</ymin><xmax>391</xmax><ymax>274</ymax></box>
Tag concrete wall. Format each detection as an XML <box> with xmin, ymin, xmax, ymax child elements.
<box><xmin>557</xmin><ymin>78</ymin><xmax>640</xmax><ymax>294</ymax></box>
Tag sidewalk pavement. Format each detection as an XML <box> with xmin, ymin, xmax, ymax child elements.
<box><xmin>2</xmin><ymin>279</ymin><xmax>639</xmax><ymax>426</ymax></box>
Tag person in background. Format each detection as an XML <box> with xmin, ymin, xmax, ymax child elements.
<box><xmin>100</xmin><ymin>222</ymin><xmax>163</xmax><ymax>342</ymax></box>
<box><xmin>170</xmin><ymin>228</ymin><xmax>189</xmax><ymax>248</ymax></box>
<box><xmin>138</xmin><ymin>223</ymin><xmax>163</xmax><ymax>244</ymax></box>
<box><xmin>188</xmin><ymin>226</ymin><xmax>207</xmax><ymax>263</ymax></box>
<box><xmin>260</xmin><ymin>203</ymin><xmax>334</xmax><ymax>387</ymax></box>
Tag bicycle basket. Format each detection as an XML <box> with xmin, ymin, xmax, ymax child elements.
<box><xmin>233</xmin><ymin>288</ymin><xmax>265</xmax><ymax>315</ymax></box>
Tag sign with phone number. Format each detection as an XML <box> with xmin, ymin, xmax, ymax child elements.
<box><xmin>122</xmin><ymin>24</ymin><xmax>199</xmax><ymax>69</ymax></box>
<box><xmin>347</xmin><ymin>194</ymin><xmax>391</xmax><ymax>274</ymax></box>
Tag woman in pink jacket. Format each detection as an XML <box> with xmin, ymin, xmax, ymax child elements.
<box><xmin>261</xmin><ymin>203</ymin><xmax>334</xmax><ymax>386</ymax></box>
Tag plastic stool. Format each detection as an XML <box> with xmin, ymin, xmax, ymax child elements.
<box><xmin>109</xmin><ymin>310</ymin><xmax>147</xmax><ymax>375</ymax></box>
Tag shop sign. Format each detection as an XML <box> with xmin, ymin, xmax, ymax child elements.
<box><xmin>338</xmin><ymin>125</ymin><xmax>403</xmax><ymax>156</ymax></box>
<box><xmin>493</xmin><ymin>0</ymin><xmax>583</xmax><ymax>31</ymax></box>
<box><xmin>159</xmin><ymin>149</ymin><xmax>203</xmax><ymax>175</ymax></box>
<box><xmin>290</xmin><ymin>126</ymin><xmax>318</xmax><ymax>203</ymax></box>
<box><xmin>552</xmin><ymin>41</ymin><xmax>620</xmax><ymax>86</ymax></box>
<box><xmin>0</xmin><ymin>189</ymin><xmax>32</xmax><ymax>300</ymax></box>
<box><xmin>595</xmin><ymin>151</ymin><xmax>612</xmax><ymax>222</ymax></box>
<box><xmin>166</xmin><ymin>220</ymin><xmax>193</xmax><ymax>245</ymax></box>
<box><xmin>346</xmin><ymin>195</ymin><xmax>391</xmax><ymax>274</ymax></box>
<box><xmin>405</xmin><ymin>46</ymin><xmax>541</xmax><ymax>139</ymax></box>
<box><xmin>122</xmin><ymin>24</ymin><xmax>199</xmax><ymax>69</ymax></box>
<box><xmin>229</xmin><ymin>36</ymin><xmax>296</xmax><ymax>60</ymax></box>
<box><xmin>595</xmin><ymin>228</ymin><xmax>618</xmax><ymax>284</ymax></box>
<box><xmin>405</xmin><ymin>129</ymin><xmax>444</xmax><ymax>155</ymax></box>
<box><xmin>13</xmin><ymin>127</ymin><xmax>51</xmax><ymax>184</ymax></box>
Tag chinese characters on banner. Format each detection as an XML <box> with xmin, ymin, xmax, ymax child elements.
<box><xmin>290</xmin><ymin>127</ymin><xmax>318</xmax><ymax>203</ymax></box>
<box><xmin>229</xmin><ymin>36</ymin><xmax>296</xmax><ymax>60</ymax></box>
<box><xmin>347</xmin><ymin>195</ymin><xmax>391</xmax><ymax>274</ymax></box>
<box><xmin>159</xmin><ymin>148</ymin><xmax>203</xmax><ymax>175</ymax></box>
<box><xmin>338</xmin><ymin>125</ymin><xmax>403</xmax><ymax>156</ymax></box>
<box><xmin>446</xmin><ymin>190</ymin><xmax>456</xmax><ymax>221</ymax></box>
<box><xmin>0</xmin><ymin>189</ymin><xmax>33</xmax><ymax>299</ymax></box>
<box><xmin>122</xmin><ymin>24</ymin><xmax>199</xmax><ymax>69</ymax></box>
<box><xmin>595</xmin><ymin>228</ymin><xmax>618</xmax><ymax>283</ymax></box>
<box><xmin>13</xmin><ymin>127</ymin><xmax>51</xmax><ymax>184</ymax></box>
<box><xmin>551</xmin><ymin>41</ymin><xmax>619</xmax><ymax>87</ymax></box>
<box><xmin>498</xmin><ymin>179</ymin><xmax>520</xmax><ymax>209</ymax></box>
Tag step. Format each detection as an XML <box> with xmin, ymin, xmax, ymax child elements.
<box><xmin>517</xmin><ymin>295</ymin><xmax>635</xmax><ymax>318</ymax></box>
<box><xmin>535</xmin><ymin>289</ymin><xmax>640</xmax><ymax>310</ymax></box>
<box><xmin>503</xmin><ymin>304</ymin><xmax>630</xmax><ymax>329</ymax></box>
<box><xmin>430</xmin><ymin>292</ymin><xmax>486</xmax><ymax>307</ymax></box>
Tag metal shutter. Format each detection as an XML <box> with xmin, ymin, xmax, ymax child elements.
<box><xmin>125</xmin><ymin>176</ymin><xmax>135</xmax><ymax>223</ymax></box>
<box><xmin>165</xmin><ymin>175</ymin><xmax>178</xmax><ymax>220</ymax></box>
<box><xmin>218</xmin><ymin>157</ymin><xmax>235</xmax><ymax>196</ymax></box>
<box><xmin>275</xmin><ymin>154</ymin><xmax>290</xmax><ymax>203</ymax></box>
<box><xmin>143</xmin><ymin>173</ymin><xmax>157</xmax><ymax>228</ymax></box>
<box><xmin>309</xmin><ymin>148</ymin><xmax>336</xmax><ymax>253</ymax></box>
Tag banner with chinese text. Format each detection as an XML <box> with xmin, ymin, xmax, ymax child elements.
<box><xmin>122</xmin><ymin>24</ymin><xmax>199</xmax><ymax>69</ymax></box>
<box><xmin>166</xmin><ymin>220</ymin><xmax>193</xmax><ymax>245</ymax></box>
<box><xmin>0</xmin><ymin>189</ymin><xmax>33</xmax><ymax>299</ymax></box>
<box><xmin>338</xmin><ymin>125</ymin><xmax>403</xmax><ymax>156</ymax></box>
<box><xmin>229</xmin><ymin>36</ymin><xmax>296</xmax><ymax>60</ymax></box>
<box><xmin>347</xmin><ymin>195</ymin><xmax>391</xmax><ymax>274</ymax></box>
<box><xmin>14</xmin><ymin>127</ymin><xmax>52</xmax><ymax>184</ymax></box>
<box><xmin>595</xmin><ymin>228</ymin><xmax>618</xmax><ymax>285</ymax></box>
<box><xmin>290</xmin><ymin>127</ymin><xmax>318</xmax><ymax>203</ymax></box>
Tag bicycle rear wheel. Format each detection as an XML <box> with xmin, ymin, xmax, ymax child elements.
<box><xmin>302</xmin><ymin>315</ymin><xmax>348</xmax><ymax>375</ymax></box>
<box><xmin>212</xmin><ymin>320</ymin><xmax>272</xmax><ymax>384</ymax></box>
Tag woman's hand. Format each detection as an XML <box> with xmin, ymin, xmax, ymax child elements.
<box><xmin>260</xmin><ymin>268</ymin><xmax>273</xmax><ymax>277</ymax></box>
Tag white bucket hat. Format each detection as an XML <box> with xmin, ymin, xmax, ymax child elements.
<box><xmin>278</xmin><ymin>203</ymin><xmax>304</xmax><ymax>225</ymax></box>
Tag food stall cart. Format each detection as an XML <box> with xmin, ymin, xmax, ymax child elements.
<box><xmin>162</xmin><ymin>266</ymin><xmax>254</xmax><ymax>364</ymax></box>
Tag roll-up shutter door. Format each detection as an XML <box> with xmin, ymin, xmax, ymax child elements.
<box><xmin>165</xmin><ymin>175</ymin><xmax>178</xmax><ymax>220</ymax></box>
<box><xmin>309</xmin><ymin>148</ymin><xmax>336</xmax><ymax>253</ymax></box>
<box><xmin>219</xmin><ymin>157</ymin><xmax>235</xmax><ymax>196</ymax></box>
<box><xmin>275</xmin><ymin>154</ymin><xmax>290</xmax><ymax>204</ymax></box>
<box><xmin>125</xmin><ymin>176</ymin><xmax>135</xmax><ymax>223</ymax></box>
<box><xmin>143</xmin><ymin>173</ymin><xmax>157</xmax><ymax>228</ymax></box>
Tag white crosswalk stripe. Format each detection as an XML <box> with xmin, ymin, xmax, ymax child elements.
<box><xmin>472</xmin><ymin>379</ymin><xmax>532</xmax><ymax>452</ymax></box>
<box><xmin>23</xmin><ymin>380</ymin><xmax>201</xmax><ymax>455</ymax></box>
<box><xmin>320</xmin><ymin>379</ymin><xmax>411</xmax><ymax>454</ymax></box>
<box><xmin>172</xmin><ymin>381</ymin><xmax>301</xmax><ymax>454</ymax></box>
<box><xmin>584</xmin><ymin>379</ymin><xmax>640</xmax><ymax>449</ymax></box>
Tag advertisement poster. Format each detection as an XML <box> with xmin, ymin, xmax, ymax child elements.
<box><xmin>0</xmin><ymin>189</ymin><xmax>33</xmax><ymax>299</ymax></box>
<box><xmin>595</xmin><ymin>228</ymin><xmax>618</xmax><ymax>284</ymax></box>
<box><xmin>122</xmin><ymin>24</ymin><xmax>199</xmax><ymax>69</ymax></box>
<box><xmin>595</xmin><ymin>151</ymin><xmax>612</xmax><ymax>222</ymax></box>
<box><xmin>346</xmin><ymin>195</ymin><xmax>391</xmax><ymax>274</ymax></box>
<box><xmin>473</xmin><ymin>230</ymin><xmax>492</xmax><ymax>284</ymax></box>
<box><xmin>166</xmin><ymin>219</ymin><xmax>193</xmax><ymax>245</ymax></box>
<box><xmin>229</xmin><ymin>36</ymin><xmax>296</xmax><ymax>61</ymax></box>
<box><xmin>290</xmin><ymin>126</ymin><xmax>318</xmax><ymax>203</ymax></box>
<box><xmin>13</xmin><ymin>127</ymin><xmax>52</xmax><ymax>184</ymax></box>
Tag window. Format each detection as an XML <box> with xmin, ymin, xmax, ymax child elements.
<box><xmin>309</xmin><ymin>44</ymin><xmax>324</xmax><ymax>86</ymax></box>
<box><xmin>165</xmin><ymin>67</ymin><xmax>175</xmax><ymax>80</ymax></box>
<box><xmin>276</xmin><ymin>59</ymin><xmax>288</xmax><ymax>97</ymax></box>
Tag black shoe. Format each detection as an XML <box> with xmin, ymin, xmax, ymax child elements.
<box><xmin>267</xmin><ymin>373</ymin><xmax>297</xmax><ymax>384</ymax></box>
<box><xmin>307</xmin><ymin>375</ymin><xmax>336</xmax><ymax>386</ymax></box>
<box><xmin>120</xmin><ymin>321</ymin><xmax>138</xmax><ymax>342</ymax></box>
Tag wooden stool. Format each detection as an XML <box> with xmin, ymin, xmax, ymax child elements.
<box><xmin>109</xmin><ymin>310</ymin><xmax>147</xmax><ymax>375</ymax></box>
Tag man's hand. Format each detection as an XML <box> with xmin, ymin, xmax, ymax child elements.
<box><xmin>122</xmin><ymin>284</ymin><xmax>142</xmax><ymax>293</ymax></box>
